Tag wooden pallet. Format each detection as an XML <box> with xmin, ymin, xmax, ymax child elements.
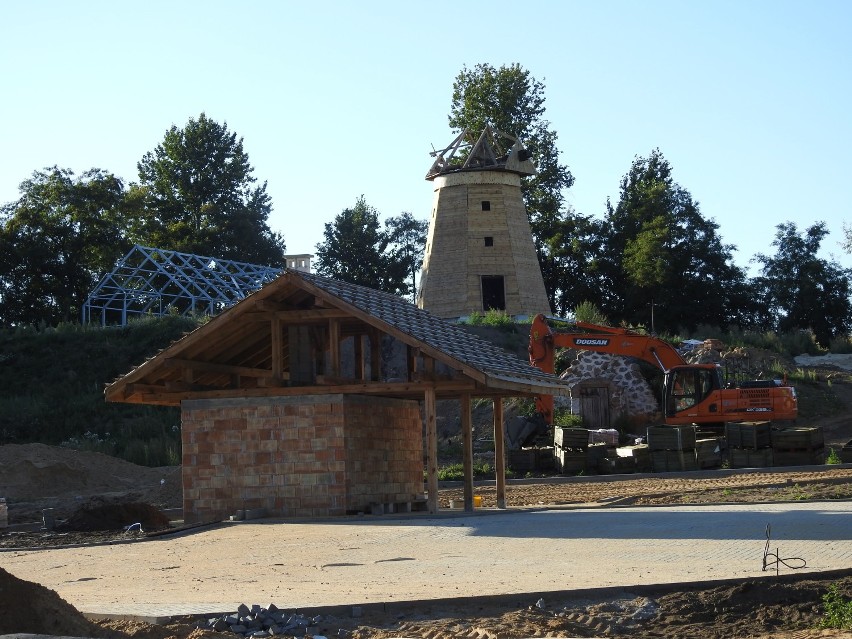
<box><xmin>508</xmin><ymin>449</ymin><xmax>537</xmax><ymax>472</ymax></box>
<box><xmin>508</xmin><ymin>447</ymin><xmax>555</xmax><ymax>472</ymax></box>
<box><xmin>585</xmin><ymin>442</ymin><xmax>610</xmax><ymax>467</ymax></box>
<box><xmin>772</xmin><ymin>427</ymin><xmax>824</xmax><ymax>449</ymax></box>
<box><xmin>773</xmin><ymin>447</ymin><xmax>825</xmax><ymax>466</ymax></box>
<box><xmin>726</xmin><ymin>421</ymin><xmax>771</xmax><ymax>449</ymax></box>
<box><xmin>647</xmin><ymin>425</ymin><xmax>696</xmax><ymax>451</ymax></box>
<box><xmin>616</xmin><ymin>444</ymin><xmax>652</xmax><ymax>472</ymax></box>
<box><xmin>598</xmin><ymin>456</ymin><xmax>636</xmax><ymax>475</ymax></box>
<box><xmin>554</xmin><ymin>448</ymin><xmax>586</xmax><ymax>475</ymax></box>
<box><xmin>728</xmin><ymin>447</ymin><xmax>773</xmax><ymax>469</ymax></box>
<box><xmin>696</xmin><ymin>438</ymin><xmax>724</xmax><ymax>469</ymax></box>
<box><xmin>651</xmin><ymin>449</ymin><xmax>698</xmax><ymax>472</ymax></box>
<box><xmin>841</xmin><ymin>439</ymin><xmax>852</xmax><ymax>463</ymax></box>
<box><xmin>554</xmin><ymin>427</ymin><xmax>589</xmax><ymax>449</ymax></box>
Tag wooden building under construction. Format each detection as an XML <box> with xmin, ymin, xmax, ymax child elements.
<box><xmin>105</xmin><ymin>270</ymin><xmax>570</xmax><ymax>522</ymax></box>
<box><xmin>417</xmin><ymin>126</ymin><xmax>552</xmax><ymax>319</ymax></box>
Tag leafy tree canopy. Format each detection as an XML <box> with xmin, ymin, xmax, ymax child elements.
<box><xmin>754</xmin><ymin>222</ymin><xmax>852</xmax><ymax>347</ymax></box>
<box><xmin>129</xmin><ymin>113</ymin><xmax>285</xmax><ymax>265</ymax></box>
<box><xmin>384</xmin><ymin>212</ymin><xmax>428</xmax><ymax>302</ymax></box>
<box><xmin>0</xmin><ymin>167</ymin><xmax>128</xmax><ymax>326</ymax></box>
<box><xmin>314</xmin><ymin>196</ymin><xmax>410</xmax><ymax>297</ymax></box>
<box><xmin>448</xmin><ymin>63</ymin><xmax>584</xmax><ymax>313</ymax></box>
<box><xmin>601</xmin><ymin>149</ymin><xmax>749</xmax><ymax>333</ymax></box>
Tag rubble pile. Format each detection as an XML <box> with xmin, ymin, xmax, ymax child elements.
<box><xmin>203</xmin><ymin>603</ymin><xmax>334</xmax><ymax>638</ymax></box>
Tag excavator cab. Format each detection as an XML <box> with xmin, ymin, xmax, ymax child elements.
<box><xmin>664</xmin><ymin>365</ymin><xmax>724</xmax><ymax>419</ymax></box>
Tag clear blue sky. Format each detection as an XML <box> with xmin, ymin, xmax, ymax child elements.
<box><xmin>2</xmin><ymin>1</ymin><xmax>850</xmax><ymax>275</ymax></box>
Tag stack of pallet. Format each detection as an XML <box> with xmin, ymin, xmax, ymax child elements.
<box><xmin>647</xmin><ymin>425</ymin><xmax>698</xmax><ymax>472</ymax></box>
<box><xmin>508</xmin><ymin>446</ymin><xmax>555</xmax><ymax>473</ymax></box>
<box><xmin>841</xmin><ymin>439</ymin><xmax>852</xmax><ymax>463</ymax></box>
<box><xmin>586</xmin><ymin>442</ymin><xmax>611</xmax><ymax>472</ymax></box>
<box><xmin>772</xmin><ymin>427</ymin><xmax>824</xmax><ymax>466</ymax></box>
<box><xmin>695</xmin><ymin>436</ymin><xmax>724</xmax><ymax>469</ymax></box>
<box><xmin>553</xmin><ymin>426</ymin><xmax>589</xmax><ymax>475</ymax></box>
<box><xmin>726</xmin><ymin>422</ymin><xmax>773</xmax><ymax>468</ymax></box>
<box><xmin>599</xmin><ymin>444</ymin><xmax>651</xmax><ymax>474</ymax></box>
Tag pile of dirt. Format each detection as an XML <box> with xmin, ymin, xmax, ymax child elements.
<box><xmin>0</xmin><ymin>443</ymin><xmax>180</xmax><ymax>501</ymax></box>
<box><xmin>1</xmin><ymin>443</ymin><xmax>181</xmax><ymax>524</ymax></box>
<box><xmin>0</xmin><ymin>566</ymin><xmax>105</xmax><ymax>637</ymax></box>
<box><xmin>58</xmin><ymin>497</ymin><xmax>172</xmax><ymax>532</ymax></box>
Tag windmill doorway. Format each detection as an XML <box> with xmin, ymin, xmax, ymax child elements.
<box><xmin>481</xmin><ymin>275</ymin><xmax>506</xmax><ymax>311</ymax></box>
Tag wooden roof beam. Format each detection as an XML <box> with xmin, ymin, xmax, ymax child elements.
<box><xmin>163</xmin><ymin>358</ymin><xmax>289</xmax><ymax>380</ymax></box>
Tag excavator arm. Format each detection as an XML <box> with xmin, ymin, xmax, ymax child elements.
<box><xmin>529</xmin><ymin>314</ymin><xmax>686</xmax><ymax>375</ymax></box>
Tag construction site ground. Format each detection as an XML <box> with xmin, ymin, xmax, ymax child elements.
<box><xmin>3</xmin><ymin>355</ymin><xmax>852</xmax><ymax>638</ymax></box>
<box><xmin>3</xmin><ymin>458</ymin><xmax>852</xmax><ymax>639</ymax></box>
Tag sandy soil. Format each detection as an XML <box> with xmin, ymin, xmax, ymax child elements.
<box><xmin>3</xmin><ymin>445</ymin><xmax>852</xmax><ymax>638</ymax></box>
<box><xmin>2</xmin><ymin>356</ymin><xmax>852</xmax><ymax>638</ymax></box>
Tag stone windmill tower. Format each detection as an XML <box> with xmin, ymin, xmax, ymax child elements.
<box><xmin>416</xmin><ymin>126</ymin><xmax>552</xmax><ymax>319</ymax></box>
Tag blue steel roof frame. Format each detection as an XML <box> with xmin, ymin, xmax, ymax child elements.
<box><xmin>82</xmin><ymin>245</ymin><xmax>282</xmax><ymax>325</ymax></box>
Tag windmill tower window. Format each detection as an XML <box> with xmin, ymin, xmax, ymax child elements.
<box><xmin>484</xmin><ymin>237</ymin><xmax>493</xmax><ymax>247</ymax></box>
<box><xmin>481</xmin><ymin>201</ymin><xmax>491</xmax><ymax>211</ymax></box>
<box><xmin>481</xmin><ymin>275</ymin><xmax>506</xmax><ymax>311</ymax></box>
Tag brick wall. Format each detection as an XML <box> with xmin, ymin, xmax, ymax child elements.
<box><xmin>181</xmin><ymin>394</ymin><xmax>422</xmax><ymax>523</ymax></box>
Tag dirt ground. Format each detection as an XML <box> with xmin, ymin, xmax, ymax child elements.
<box><xmin>3</xmin><ymin>359</ymin><xmax>852</xmax><ymax>638</ymax></box>
<box><xmin>3</xmin><ymin>448</ymin><xmax>852</xmax><ymax>638</ymax></box>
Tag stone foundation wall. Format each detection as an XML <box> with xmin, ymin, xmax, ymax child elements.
<box><xmin>558</xmin><ymin>352</ymin><xmax>660</xmax><ymax>422</ymax></box>
<box><xmin>181</xmin><ymin>395</ymin><xmax>422</xmax><ymax>523</ymax></box>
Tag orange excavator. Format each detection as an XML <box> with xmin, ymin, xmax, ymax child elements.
<box><xmin>528</xmin><ymin>314</ymin><xmax>798</xmax><ymax>429</ymax></box>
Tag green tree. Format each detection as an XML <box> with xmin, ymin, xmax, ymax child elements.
<box><xmin>315</xmin><ymin>196</ymin><xmax>409</xmax><ymax>296</ymax></box>
<box><xmin>753</xmin><ymin>222</ymin><xmax>852</xmax><ymax>347</ymax></box>
<box><xmin>538</xmin><ymin>208</ymin><xmax>607</xmax><ymax>317</ymax></box>
<box><xmin>384</xmin><ymin>212</ymin><xmax>428</xmax><ymax>302</ymax></box>
<box><xmin>449</xmin><ymin>63</ymin><xmax>584</xmax><ymax>311</ymax></box>
<box><xmin>129</xmin><ymin>113</ymin><xmax>285</xmax><ymax>265</ymax></box>
<box><xmin>600</xmin><ymin>149</ymin><xmax>748</xmax><ymax>332</ymax></box>
<box><xmin>0</xmin><ymin>167</ymin><xmax>128</xmax><ymax>326</ymax></box>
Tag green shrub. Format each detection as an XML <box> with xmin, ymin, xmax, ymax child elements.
<box><xmin>778</xmin><ymin>330</ymin><xmax>824</xmax><ymax>356</ymax></box>
<box><xmin>829</xmin><ymin>334</ymin><xmax>852</xmax><ymax>354</ymax></box>
<box><xmin>826</xmin><ymin>448</ymin><xmax>842</xmax><ymax>465</ymax></box>
<box><xmin>436</xmin><ymin>459</ymin><xmax>496</xmax><ymax>481</ymax></box>
<box><xmin>553</xmin><ymin>411</ymin><xmax>583</xmax><ymax>428</ymax></box>
<box><xmin>464</xmin><ymin>309</ymin><xmax>516</xmax><ymax>330</ymax></box>
<box><xmin>573</xmin><ymin>302</ymin><xmax>608</xmax><ymax>325</ymax></box>
<box><xmin>820</xmin><ymin>584</ymin><xmax>852</xmax><ymax>629</ymax></box>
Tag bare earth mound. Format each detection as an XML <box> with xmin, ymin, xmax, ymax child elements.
<box><xmin>0</xmin><ymin>442</ymin><xmax>182</xmax><ymax>523</ymax></box>
<box><xmin>0</xmin><ymin>566</ymin><xmax>105</xmax><ymax>637</ymax></box>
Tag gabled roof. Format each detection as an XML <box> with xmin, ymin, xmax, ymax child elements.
<box><xmin>105</xmin><ymin>269</ymin><xmax>570</xmax><ymax>407</ymax></box>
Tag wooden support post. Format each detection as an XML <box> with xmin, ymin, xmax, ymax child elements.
<box><xmin>328</xmin><ymin>318</ymin><xmax>340</xmax><ymax>378</ymax></box>
<box><xmin>271</xmin><ymin>316</ymin><xmax>282</xmax><ymax>379</ymax></box>
<box><xmin>355</xmin><ymin>334</ymin><xmax>366</xmax><ymax>380</ymax></box>
<box><xmin>425</xmin><ymin>386</ymin><xmax>439</xmax><ymax>514</ymax></box>
<box><xmin>461</xmin><ymin>394</ymin><xmax>474</xmax><ymax>512</ymax></box>
<box><xmin>493</xmin><ymin>397</ymin><xmax>506</xmax><ymax>509</ymax></box>
<box><xmin>408</xmin><ymin>346</ymin><xmax>420</xmax><ymax>381</ymax></box>
<box><xmin>370</xmin><ymin>328</ymin><xmax>381</xmax><ymax>381</ymax></box>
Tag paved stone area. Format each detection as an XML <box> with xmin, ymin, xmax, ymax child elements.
<box><xmin>3</xmin><ymin>502</ymin><xmax>851</xmax><ymax>621</ymax></box>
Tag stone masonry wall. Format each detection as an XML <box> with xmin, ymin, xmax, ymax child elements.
<box><xmin>181</xmin><ymin>395</ymin><xmax>422</xmax><ymax>523</ymax></box>
<box><xmin>557</xmin><ymin>352</ymin><xmax>660</xmax><ymax>422</ymax></box>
